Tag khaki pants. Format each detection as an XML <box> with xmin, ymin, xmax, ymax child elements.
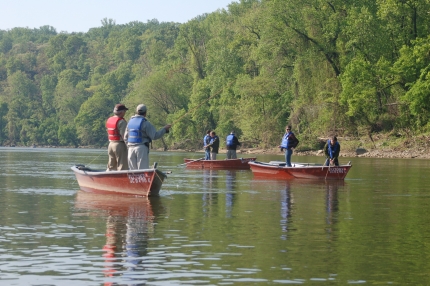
<box><xmin>210</xmin><ymin>152</ymin><xmax>217</xmax><ymax>160</ymax></box>
<box><xmin>128</xmin><ymin>144</ymin><xmax>150</xmax><ymax>170</ymax></box>
<box><xmin>107</xmin><ymin>141</ymin><xmax>128</xmax><ymax>171</ymax></box>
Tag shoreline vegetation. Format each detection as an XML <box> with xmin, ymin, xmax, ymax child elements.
<box><xmin>170</xmin><ymin>131</ymin><xmax>430</xmax><ymax>159</ymax></box>
<box><xmin>5</xmin><ymin>133</ymin><xmax>430</xmax><ymax>159</ymax></box>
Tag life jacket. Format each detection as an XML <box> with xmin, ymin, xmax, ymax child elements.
<box><xmin>106</xmin><ymin>116</ymin><xmax>125</xmax><ymax>141</ymax></box>
<box><xmin>226</xmin><ymin>134</ymin><xmax>234</xmax><ymax>147</ymax></box>
<box><xmin>327</xmin><ymin>140</ymin><xmax>340</xmax><ymax>158</ymax></box>
<box><xmin>204</xmin><ymin>134</ymin><xmax>211</xmax><ymax>146</ymax></box>
<box><xmin>127</xmin><ymin>117</ymin><xmax>147</xmax><ymax>143</ymax></box>
<box><xmin>280</xmin><ymin>132</ymin><xmax>293</xmax><ymax>148</ymax></box>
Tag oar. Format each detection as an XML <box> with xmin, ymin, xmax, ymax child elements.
<box><xmin>325</xmin><ymin>164</ymin><xmax>331</xmax><ymax>180</ymax></box>
<box><xmin>177</xmin><ymin>157</ymin><xmax>205</xmax><ymax>166</ymax></box>
<box><xmin>325</xmin><ymin>159</ymin><xmax>335</xmax><ymax>180</ymax></box>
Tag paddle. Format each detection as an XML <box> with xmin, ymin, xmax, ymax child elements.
<box><xmin>177</xmin><ymin>157</ymin><xmax>205</xmax><ymax>166</ymax></box>
<box><xmin>324</xmin><ymin>159</ymin><xmax>335</xmax><ymax>180</ymax></box>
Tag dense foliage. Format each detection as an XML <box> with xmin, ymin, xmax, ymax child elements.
<box><xmin>1</xmin><ymin>0</ymin><xmax>430</xmax><ymax>149</ymax></box>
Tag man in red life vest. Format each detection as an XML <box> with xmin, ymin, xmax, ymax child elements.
<box><xmin>106</xmin><ymin>104</ymin><xmax>129</xmax><ymax>171</ymax></box>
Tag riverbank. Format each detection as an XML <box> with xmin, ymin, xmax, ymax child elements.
<box><xmin>237</xmin><ymin>133</ymin><xmax>430</xmax><ymax>159</ymax></box>
<box><xmin>181</xmin><ymin>133</ymin><xmax>430</xmax><ymax>159</ymax></box>
<box><xmin>4</xmin><ymin>133</ymin><xmax>429</xmax><ymax>159</ymax></box>
<box><xmin>238</xmin><ymin>147</ymin><xmax>430</xmax><ymax>159</ymax></box>
<box><xmin>176</xmin><ymin>146</ymin><xmax>430</xmax><ymax>159</ymax></box>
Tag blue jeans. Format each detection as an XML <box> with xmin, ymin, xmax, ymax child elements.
<box><xmin>205</xmin><ymin>149</ymin><xmax>211</xmax><ymax>160</ymax></box>
<box><xmin>284</xmin><ymin>149</ymin><xmax>292</xmax><ymax>167</ymax></box>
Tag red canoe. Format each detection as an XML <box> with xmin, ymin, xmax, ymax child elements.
<box><xmin>249</xmin><ymin>161</ymin><xmax>352</xmax><ymax>180</ymax></box>
<box><xmin>183</xmin><ymin>157</ymin><xmax>256</xmax><ymax>169</ymax></box>
<box><xmin>71</xmin><ymin>164</ymin><xmax>166</xmax><ymax>196</ymax></box>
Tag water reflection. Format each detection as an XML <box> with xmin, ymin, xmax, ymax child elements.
<box><xmin>280</xmin><ymin>181</ymin><xmax>292</xmax><ymax>240</ymax></box>
<box><xmin>202</xmin><ymin>169</ymin><xmax>218</xmax><ymax>215</ymax></box>
<box><xmin>326</xmin><ymin>181</ymin><xmax>340</xmax><ymax>226</ymax></box>
<box><xmin>225</xmin><ymin>170</ymin><xmax>237</xmax><ymax>218</ymax></box>
<box><xmin>74</xmin><ymin>191</ymin><xmax>162</xmax><ymax>283</ymax></box>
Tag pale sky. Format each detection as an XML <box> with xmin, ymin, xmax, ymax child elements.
<box><xmin>0</xmin><ymin>0</ymin><xmax>236</xmax><ymax>33</ymax></box>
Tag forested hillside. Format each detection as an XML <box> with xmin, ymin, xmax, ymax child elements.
<box><xmin>1</xmin><ymin>0</ymin><xmax>429</xmax><ymax>150</ymax></box>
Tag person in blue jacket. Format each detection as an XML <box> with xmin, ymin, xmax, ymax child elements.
<box><xmin>203</xmin><ymin>130</ymin><xmax>211</xmax><ymax>160</ymax></box>
<box><xmin>324</xmin><ymin>136</ymin><xmax>340</xmax><ymax>166</ymax></box>
<box><xmin>226</xmin><ymin>131</ymin><xmax>241</xmax><ymax>159</ymax></box>
<box><xmin>125</xmin><ymin>104</ymin><xmax>171</xmax><ymax>170</ymax></box>
<box><xmin>278</xmin><ymin>125</ymin><xmax>299</xmax><ymax>167</ymax></box>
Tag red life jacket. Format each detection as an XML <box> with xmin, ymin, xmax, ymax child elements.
<box><xmin>106</xmin><ymin>116</ymin><xmax>125</xmax><ymax>141</ymax></box>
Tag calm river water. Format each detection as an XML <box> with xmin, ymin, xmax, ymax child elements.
<box><xmin>1</xmin><ymin>147</ymin><xmax>430</xmax><ymax>285</ymax></box>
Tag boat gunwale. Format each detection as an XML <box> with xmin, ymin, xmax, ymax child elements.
<box><xmin>249</xmin><ymin>161</ymin><xmax>351</xmax><ymax>169</ymax></box>
<box><xmin>184</xmin><ymin>157</ymin><xmax>256</xmax><ymax>163</ymax></box>
<box><xmin>71</xmin><ymin>165</ymin><xmax>165</xmax><ymax>177</ymax></box>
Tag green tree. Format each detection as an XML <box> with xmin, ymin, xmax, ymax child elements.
<box><xmin>4</xmin><ymin>71</ymin><xmax>39</xmax><ymax>144</ymax></box>
<box><xmin>393</xmin><ymin>37</ymin><xmax>430</xmax><ymax>128</ymax></box>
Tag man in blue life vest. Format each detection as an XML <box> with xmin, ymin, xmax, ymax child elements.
<box><xmin>324</xmin><ymin>136</ymin><xmax>340</xmax><ymax>166</ymax></box>
<box><xmin>203</xmin><ymin>130</ymin><xmax>211</xmax><ymax>160</ymax></box>
<box><xmin>106</xmin><ymin>104</ymin><xmax>129</xmax><ymax>171</ymax></box>
<box><xmin>226</xmin><ymin>131</ymin><xmax>241</xmax><ymax>159</ymax></box>
<box><xmin>124</xmin><ymin>104</ymin><xmax>171</xmax><ymax>170</ymax></box>
<box><xmin>278</xmin><ymin>125</ymin><xmax>299</xmax><ymax>167</ymax></box>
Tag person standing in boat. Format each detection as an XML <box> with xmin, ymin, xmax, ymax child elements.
<box><xmin>124</xmin><ymin>104</ymin><xmax>171</xmax><ymax>170</ymax></box>
<box><xmin>226</xmin><ymin>131</ymin><xmax>241</xmax><ymax>159</ymax></box>
<box><xmin>106</xmin><ymin>104</ymin><xmax>129</xmax><ymax>171</ymax></box>
<box><xmin>203</xmin><ymin>130</ymin><xmax>211</xmax><ymax>160</ymax></box>
<box><xmin>324</xmin><ymin>136</ymin><xmax>340</xmax><ymax>166</ymax></box>
<box><xmin>278</xmin><ymin>125</ymin><xmax>299</xmax><ymax>167</ymax></box>
<box><xmin>207</xmin><ymin>131</ymin><xmax>219</xmax><ymax>160</ymax></box>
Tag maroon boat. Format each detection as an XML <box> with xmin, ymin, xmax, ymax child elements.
<box><xmin>71</xmin><ymin>164</ymin><xmax>166</xmax><ymax>196</ymax></box>
<box><xmin>183</xmin><ymin>157</ymin><xmax>256</xmax><ymax>169</ymax></box>
<box><xmin>249</xmin><ymin>161</ymin><xmax>352</xmax><ymax>180</ymax></box>
<box><xmin>248</xmin><ymin>161</ymin><xmax>295</xmax><ymax>179</ymax></box>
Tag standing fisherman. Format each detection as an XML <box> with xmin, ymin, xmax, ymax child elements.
<box><xmin>203</xmin><ymin>130</ymin><xmax>211</xmax><ymax>160</ymax></box>
<box><xmin>106</xmin><ymin>104</ymin><xmax>129</xmax><ymax>171</ymax></box>
<box><xmin>207</xmin><ymin>131</ymin><xmax>219</xmax><ymax>160</ymax></box>
<box><xmin>278</xmin><ymin>125</ymin><xmax>299</xmax><ymax>167</ymax></box>
<box><xmin>324</xmin><ymin>136</ymin><xmax>340</xmax><ymax>166</ymax></box>
<box><xmin>226</xmin><ymin>131</ymin><xmax>241</xmax><ymax>159</ymax></box>
<box><xmin>125</xmin><ymin>104</ymin><xmax>171</xmax><ymax>170</ymax></box>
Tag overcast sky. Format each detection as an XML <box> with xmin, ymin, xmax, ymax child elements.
<box><xmin>0</xmin><ymin>0</ymin><xmax>236</xmax><ymax>33</ymax></box>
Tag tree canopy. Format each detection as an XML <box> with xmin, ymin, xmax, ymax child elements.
<box><xmin>0</xmin><ymin>0</ymin><xmax>429</xmax><ymax>149</ymax></box>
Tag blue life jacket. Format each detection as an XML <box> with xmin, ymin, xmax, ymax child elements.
<box><xmin>327</xmin><ymin>140</ymin><xmax>340</xmax><ymax>158</ymax></box>
<box><xmin>127</xmin><ymin>117</ymin><xmax>147</xmax><ymax>143</ymax></box>
<box><xmin>204</xmin><ymin>134</ymin><xmax>211</xmax><ymax>146</ymax></box>
<box><xmin>226</xmin><ymin>134</ymin><xmax>234</xmax><ymax>146</ymax></box>
<box><xmin>280</xmin><ymin>132</ymin><xmax>294</xmax><ymax>148</ymax></box>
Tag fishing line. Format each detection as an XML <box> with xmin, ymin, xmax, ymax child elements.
<box><xmin>85</xmin><ymin>151</ymin><xmax>105</xmax><ymax>167</ymax></box>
